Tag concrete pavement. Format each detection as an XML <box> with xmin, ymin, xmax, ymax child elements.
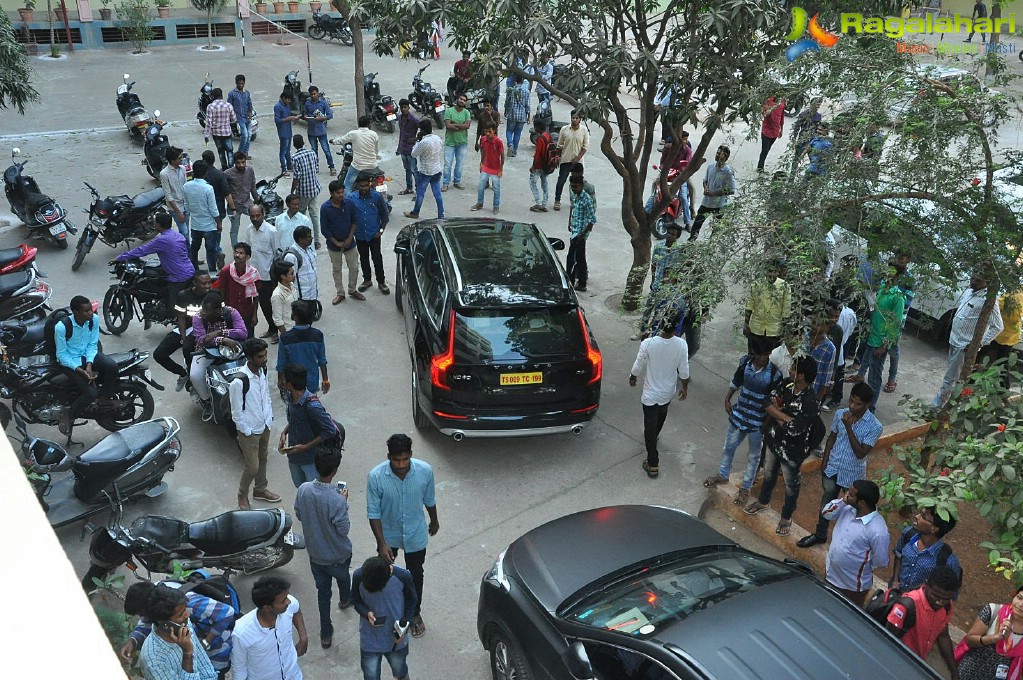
<box><xmin>0</xmin><ymin>34</ymin><xmax>964</xmax><ymax>679</ymax></box>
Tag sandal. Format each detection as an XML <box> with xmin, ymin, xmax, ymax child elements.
<box><xmin>734</xmin><ymin>487</ymin><xmax>750</xmax><ymax>506</ymax></box>
<box><xmin>776</xmin><ymin>518</ymin><xmax>792</xmax><ymax>536</ymax></box>
<box><xmin>844</xmin><ymin>374</ymin><xmax>864</xmax><ymax>384</ymax></box>
<box><xmin>703</xmin><ymin>475</ymin><xmax>727</xmax><ymax>488</ymax></box>
<box><xmin>412</xmin><ymin>615</ymin><xmax>426</xmax><ymax>638</ymax></box>
<box><xmin>642</xmin><ymin>461</ymin><xmax>659</xmax><ymax>478</ymax></box>
<box><xmin>398</xmin><ymin>188</ymin><xmax>414</xmax><ymax>195</ymax></box>
<box><xmin>884</xmin><ymin>381</ymin><xmax>897</xmax><ymax>393</ymax></box>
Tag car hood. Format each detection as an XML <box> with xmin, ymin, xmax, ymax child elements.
<box><xmin>505</xmin><ymin>505</ymin><xmax>735</xmax><ymax>611</ymax></box>
<box><xmin>655</xmin><ymin>577</ymin><xmax>940</xmax><ymax>679</ymax></box>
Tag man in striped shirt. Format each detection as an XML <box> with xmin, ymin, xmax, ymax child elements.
<box><xmin>821</xmin><ymin>480</ymin><xmax>890</xmax><ymax>605</ymax></box>
<box><xmin>705</xmin><ymin>340</ymin><xmax>782</xmax><ymax>506</ymax></box>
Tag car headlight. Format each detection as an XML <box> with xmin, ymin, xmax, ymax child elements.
<box><xmin>484</xmin><ymin>548</ymin><xmax>509</xmax><ymax>591</ymax></box>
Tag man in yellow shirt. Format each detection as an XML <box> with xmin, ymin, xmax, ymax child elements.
<box><xmin>979</xmin><ymin>291</ymin><xmax>1023</xmax><ymax>389</ymax></box>
<box><xmin>743</xmin><ymin>259</ymin><xmax>792</xmax><ymax>354</ymax></box>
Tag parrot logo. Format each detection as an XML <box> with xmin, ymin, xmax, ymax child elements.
<box><xmin>786</xmin><ymin>6</ymin><xmax>840</xmax><ymax>62</ymax></box>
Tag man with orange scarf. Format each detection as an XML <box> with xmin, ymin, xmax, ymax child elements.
<box><xmin>214</xmin><ymin>242</ymin><xmax>260</xmax><ymax>338</ymax></box>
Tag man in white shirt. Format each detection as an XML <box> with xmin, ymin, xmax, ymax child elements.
<box><xmin>405</xmin><ymin>119</ymin><xmax>445</xmax><ymax>219</ymax></box>
<box><xmin>246</xmin><ymin>205</ymin><xmax>281</xmax><ymax>340</ymax></box>
<box><xmin>629</xmin><ymin>310</ymin><xmax>690</xmax><ymax>479</ymax></box>
<box><xmin>230</xmin><ymin>338</ymin><xmax>281</xmax><ymax>510</ymax></box>
<box><xmin>284</xmin><ymin>226</ymin><xmax>319</xmax><ymax>301</ymax></box>
<box><xmin>275</xmin><ymin>194</ymin><xmax>313</xmax><ymax>251</ymax></box>
<box><xmin>689</xmin><ymin>145</ymin><xmax>736</xmax><ymax>241</ymax></box>
<box><xmin>332</xmin><ymin>115</ymin><xmax>380</xmax><ymax>194</ymax></box>
<box><xmin>232</xmin><ymin>576</ymin><xmax>308</xmax><ymax>680</ymax></box>
<box><xmin>932</xmin><ymin>272</ymin><xmax>1003</xmax><ymax>407</ymax></box>
<box><xmin>822</xmin><ymin>480</ymin><xmax>890</xmax><ymax>606</ymax></box>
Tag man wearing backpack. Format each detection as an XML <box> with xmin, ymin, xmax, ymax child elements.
<box><xmin>231</xmin><ymin>338</ymin><xmax>282</xmax><ymax>510</ymax></box>
<box><xmin>890</xmin><ymin>508</ymin><xmax>963</xmax><ymax>596</ymax></box>
<box><xmin>704</xmin><ymin>341</ymin><xmax>781</xmax><ymax>507</ymax></box>
<box><xmin>280</xmin><ymin>363</ymin><xmax>340</xmax><ymax>487</ymax></box>
<box><xmin>283</xmin><ymin>226</ymin><xmax>319</xmax><ymax>302</ymax></box>
<box><xmin>529</xmin><ymin>119</ymin><xmax>552</xmax><ymax>212</ymax></box>
<box><xmin>277</xmin><ymin>300</ymin><xmax>329</xmax><ymax>395</ymax></box>
<box><xmin>55</xmin><ymin>295</ymin><xmax>121</xmax><ymax>436</ymax></box>
<box><xmin>885</xmin><ymin>565</ymin><xmax>960</xmax><ymax>678</ymax></box>
<box><xmin>798</xmin><ymin>382</ymin><xmax>883</xmax><ymax>548</ymax></box>
<box><xmin>744</xmin><ymin>356</ymin><xmax>821</xmax><ymax>536</ymax></box>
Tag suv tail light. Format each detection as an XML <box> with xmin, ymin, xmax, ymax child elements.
<box><xmin>577</xmin><ymin>309</ymin><xmax>601</xmax><ymax>385</ymax></box>
<box><xmin>430</xmin><ymin>310</ymin><xmax>456</xmax><ymax>390</ymax></box>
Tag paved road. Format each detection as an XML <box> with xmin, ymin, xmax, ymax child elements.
<box><xmin>0</xmin><ymin>36</ymin><xmax>960</xmax><ymax>679</ymax></box>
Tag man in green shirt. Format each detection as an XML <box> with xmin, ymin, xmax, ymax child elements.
<box><xmin>856</xmin><ymin>264</ymin><xmax>906</xmax><ymax>412</ymax></box>
<box><xmin>441</xmin><ymin>94</ymin><xmax>472</xmax><ymax>191</ymax></box>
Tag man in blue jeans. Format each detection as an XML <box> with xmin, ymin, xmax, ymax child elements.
<box><xmin>303</xmin><ymin>85</ymin><xmax>335</xmax><ymax>173</ymax></box>
<box><xmin>351</xmin><ymin>556</ymin><xmax>417</xmax><ymax>680</ymax></box>
<box><xmin>183</xmin><ymin>160</ymin><xmax>221</xmax><ymax>273</ymax></box>
<box><xmin>274</xmin><ymin>91</ymin><xmax>300</xmax><ymax>175</ymax></box>
<box><xmin>294</xmin><ymin>448</ymin><xmax>352</xmax><ymax>649</ymax></box>
<box><xmin>227</xmin><ymin>74</ymin><xmax>253</xmax><ymax>156</ymax></box>
<box><xmin>279</xmin><ymin>363</ymin><xmax>339</xmax><ymax>487</ymax></box>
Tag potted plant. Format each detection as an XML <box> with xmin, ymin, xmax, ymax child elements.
<box><xmin>154</xmin><ymin>0</ymin><xmax>170</xmax><ymax>18</ymax></box>
<box><xmin>53</xmin><ymin>0</ymin><xmax>68</xmax><ymax>21</ymax></box>
<box><xmin>18</xmin><ymin>0</ymin><xmax>35</xmax><ymax>22</ymax></box>
<box><xmin>287</xmin><ymin>0</ymin><xmax>299</xmax><ymax>12</ymax></box>
<box><xmin>272</xmin><ymin>0</ymin><xmax>284</xmax><ymax>12</ymax></box>
<box><xmin>254</xmin><ymin>0</ymin><xmax>266</xmax><ymax>12</ymax></box>
<box><xmin>99</xmin><ymin>0</ymin><xmax>112</xmax><ymax>20</ymax></box>
<box><xmin>309</xmin><ymin>0</ymin><xmax>320</xmax><ymax>10</ymax></box>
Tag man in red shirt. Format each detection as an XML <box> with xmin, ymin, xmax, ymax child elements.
<box><xmin>529</xmin><ymin>119</ymin><xmax>551</xmax><ymax>212</ymax></box>
<box><xmin>757</xmin><ymin>93</ymin><xmax>786</xmax><ymax>173</ymax></box>
<box><xmin>470</xmin><ymin>124</ymin><xmax>505</xmax><ymax>214</ymax></box>
<box><xmin>885</xmin><ymin>565</ymin><xmax>959</xmax><ymax>679</ymax></box>
<box><xmin>454</xmin><ymin>51</ymin><xmax>472</xmax><ymax>85</ymax></box>
<box><xmin>214</xmin><ymin>242</ymin><xmax>260</xmax><ymax>338</ymax></box>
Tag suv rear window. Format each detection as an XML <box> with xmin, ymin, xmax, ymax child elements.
<box><xmin>455</xmin><ymin>308</ymin><xmax>585</xmax><ymax>362</ymax></box>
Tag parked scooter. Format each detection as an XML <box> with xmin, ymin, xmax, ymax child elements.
<box><xmin>142</xmin><ymin>110</ymin><xmax>192</xmax><ymax>180</ymax></box>
<box><xmin>364</xmin><ymin>72</ymin><xmax>397</xmax><ymax>134</ymax></box>
<box><xmin>255</xmin><ymin>173</ymin><xmax>286</xmax><ymax>225</ymax></box>
<box><xmin>82</xmin><ymin>506</ymin><xmax>303</xmax><ymax>587</ymax></box>
<box><xmin>14</xmin><ymin>412</ymin><xmax>181</xmax><ymax>528</ymax></box>
<box><xmin>0</xmin><ymin>267</ymin><xmax>52</xmax><ymax>322</ymax></box>
<box><xmin>116</xmin><ymin>73</ymin><xmax>152</xmax><ymax>141</ymax></box>
<box><xmin>196</xmin><ymin>73</ymin><xmax>214</xmax><ymax>129</ymax></box>
<box><xmin>4</xmin><ymin>149</ymin><xmax>77</xmax><ymax>249</ymax></box>
<box><xmin>409</xmin><ymin>64</ymin><xmax>446</xmax><ymax>129</ymax></box>
<box><xmin>0</xmin><ymin>244</ymin><xmax>38</xmax><ymax>277</ymax></box>
<box><xmin>307</xmin><ymin>10</ymin><xmax>354</xmax><ymax>45</ymax></box>
<box><xmin>445</xmin><ymin>74</ymin><xmax>486</xmax><ymax>118</ymax></box>
<box><xmin>336</xmin><ymin>145</ymin><xmax>392</xmax><ymax>213</ymax></box>
<box><xmin>650</xmin><ymin>166</ymin><xmax>684</xmax><ymax>240</ymax></box>
<box><xmin>191</xmin><ymin>343</ymin><xmax>246</xmax><ymax>429</ymax></box>
<box><xmin>102</xmin><ymin>258</ymin><xmax>176</xmax><ymax>335</ymax></box>
<box><xmin>529</xmin><ymin>99</ymin><xmax>565</xmax><ymax>145</ymax></box>
<box><xmin>73</xmin><ymin>181</ymin><xmax>165</xmax><ymax>272</ymax></box>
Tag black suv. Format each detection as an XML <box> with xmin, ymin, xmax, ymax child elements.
<box><xmin>393</xmin><ymin>218</ymin><xmax>601</xmax><ymax>440</ymax></box>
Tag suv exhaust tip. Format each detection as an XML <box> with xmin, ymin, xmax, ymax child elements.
<box><xmin>451</xmin><ymin>431</ymin><xmax>465</xmax><ymax>442</ymax></box>
<box><xmin>571</xmin><ymin>425</ymin><xmax>583</xmax><ymax>435</ymax></box>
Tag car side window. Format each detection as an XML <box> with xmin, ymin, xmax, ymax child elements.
<box><xmin>580</xmin><ymin>641</ymin><xmax>683</xmax><ymax>680</ymax></box>
<box><xmin>413</xmin><ymin>231</ymin><xmax>447</xmax><ymax>327</ymax></box>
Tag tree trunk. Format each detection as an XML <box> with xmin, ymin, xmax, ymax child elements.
<box><xmin>959</xmin><ymin>290</ymin><xmax>1000</xmax><ymax>385</ymax></box>
<box><xmin>207</xmin><ymin>8</ymin><xmax>213</xmax><ymax>49</ymax></box>
<box><xmin>331</xmin><ymin>0</ymin><xmax>364</xmax><ymax>115</ymax></box>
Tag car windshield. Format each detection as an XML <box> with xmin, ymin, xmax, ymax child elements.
<box><xmin>455</xmin><ymin>308</ymin><xmax>584</xmax><ymax>361</ymax></box>
<box><xmin>564</xmin><ymin>551</ymin><xmax>795</xmax><ymax>637</ymax></box>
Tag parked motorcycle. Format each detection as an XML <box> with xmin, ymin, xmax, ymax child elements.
<box><xmin>0</xmin><ymin>267</ymin><xmax>52</xmax><ymax>322</ymax></box>
<box><xmin>142</xmin><ymin>110</ymin><xmax>192</xmax><ymax>181</ymax></box>
<box><xmin>308</xmin><ymin>11</ymin><xmax>354</xmax><ymax>45</ymax></box>
<box><xmin>82</xmin><ymin>506</ymin><xmax>303</xmax><ymax>587</ymax></box>
<box><xmin>196</xmin><ymin>73</ymin><xmax>214</xmax><ymax>129</ymax></box>
<box><xmin>0</xmin><ymin>307</ymin><xmax>72</xmax><ymax>360</ymax></box>
<box><xmin>529</xmin><ymin>99</ymin><xmax>565</xmax><ymax>145</ymax></box>
<box><xmin>102</xmin><ymin>258</ymin><xmax>175</xmax><ymax>335</ymax></box>
<box><xmin>116</xmin><ymin>73</ymin><xmax>152</xmax><ymax>141</ymax></box>
<box><xmin>0</xmin><ymin>244</ymin><xmax>38</xmax><ymax>277</ymax></box>
<box><xmin>445</xmin><ymin>75</ymin><xmax>486</xmax><ymax>119</ymax></box>
<box><xmin>4</xmin><ymin>149</ymin><xmax>77</xmax><ymax>249</ymax></box>
<box><xmin>363</xmin><ymin>72</ymin><xmax>397</xmax><ymax>134</ymax></box>
<box><xmin>409</xmin><ymin>64</ymin><xmax>445</xmax><ymax>129</ymax></box>
<box><xmin>192</xmin><ymin>343</ymin><xmax>246</xmax><ymax>428</ymax></box>
<box><xmin>73</xmin><ymin>181</ymin><xmax>165</xmax><ymax>272</ymax></box>
<box><xmin>336</xmin><ymin>146</ymin><xmax>392</xmax><ymax>214</ymax></box>
<box><xmin>0</xmin><ymin>338</ymin><xmax>160</xmax><ymax>433</ymax></box>
<box><xmin>650</xmin><ymin>166</ymin><xmax>684</xmax><ymax>240</ymax></box>
<box><xmin>255</xmin><ymin>173</ymin><xmax>286</xmax><ymax>225</ymax></box>
<box><xmin>14</xmin><ymin>412</ymin><xmax>181</xmax><ymax>528</ymax></box>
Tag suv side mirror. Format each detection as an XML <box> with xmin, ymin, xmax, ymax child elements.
<box><xmin>547</xmin><ymin>237</ymin><xmax>565</xmax><ymax>251</ymax></box>
<box><xmin>394</xmin><ymin>241</ymin><xmax>410</xmax><ymax>255</ymax></box>
<box><xmin>561</xmin><ymin>642</ymin><xmax>595</xmax><ymax>679</ymax></box>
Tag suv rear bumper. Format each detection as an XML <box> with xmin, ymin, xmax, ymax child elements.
<box><xmin>430</xmin><ymin>403</ymin><xmax>598</xmax><ymax>439</ymax></box>
<box><xmin>439</xmin><ymin>422</ymin><xmax>588</xmax><ymax>439</ymax></box>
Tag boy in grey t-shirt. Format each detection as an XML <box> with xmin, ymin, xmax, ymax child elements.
<box><xmin>351</xmin><ymin>556</ymin><xmax>418</xmax><ymax>680</ymax></box>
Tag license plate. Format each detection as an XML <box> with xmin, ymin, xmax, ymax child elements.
<box><xmin>375</xmin><ymin>184</ymin><xmax>387</xmax><ymax>194</ymax></box>
<box><xmin>48</xmin><ymin>224</ymin><xmax>66</xmax><ymax>236</ymax></box>
<box><xmin>434</xmin><ymin>102</ymin><xmax>445</xmax><ymax>111</ymax></box>
<box><xmin>500</xmin><ymin>372</ymin><xmax>543</xmax><ymax>386</ymax></box>
<box><xmin>386</xmin><ymin>113</ymin><xmax>397</xmax><ymax>121</ymax></box>
<box><xmin>284</xmin><ymin>531</ymin><xmax>297</xmax><ymax>546</ymax></box>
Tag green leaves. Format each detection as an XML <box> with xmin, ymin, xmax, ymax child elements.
<box><xmin>0</xmin><ymin>11</ymin><xmax>40</xmax><ymax>114</ymax></box>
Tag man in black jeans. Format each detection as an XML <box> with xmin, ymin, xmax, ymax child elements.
<box><xmin>55</xmin><ymin>295</ymin><xmax>120</xmax><ymax>435</ymax></box>
<box><xmin>153</xmin><ymin>272</ymin><xmax>212</xmax><ymax>392</ymax></box>
<box><xmin>345</xmin><ymin>171</ymin><xmax>391</xmax><ymax>296</ymax></box>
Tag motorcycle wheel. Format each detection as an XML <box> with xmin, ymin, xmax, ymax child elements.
<box><xmin>384</xmin><ymin>119</ymin><xmax>395</xmax><ymax>134</ymax></box>
<box><xmin>145</xmin><ymin>160</ymin><xmax>159</xmax><ymax>180</ymax></box>
<box><xmin>96</xmin><ymin>382</ymin><xmax>155</xmax><ymax>432</ymax></box>
<box><xmin>53</xmin><ymin>235</ymin><xmax>69</xmax><ymax>250</ymax></box>
<box><xmin>0</xmin><ymin>403</ymin><xmax>10</xmax><ymax>431</ymax></box>
<box><xmin>432</xmin><ymin>112</ymin><xmax>444</xmax><ymax>129</ymax></box>
<box><xmin>102</xmin><ymin>288</ymin><xmax>132</xmax><ymax>335</ymax></box>
<box><xmin>82</xmin><ymin>564</ymin><xmax>112</xmax><ymax>592</ymax></box>
<box><xmin>308</xmin><ymin>25</ymin><xmax>325</xmax><ymax>40</ymax></box>
<box><xmin>71</xmin><ymin>235</ymin><xmax>91</xmax><ymax>272</ymax></box>
<box><xmin>340</xmin><ymin>29</ymin><xmax>354</xmax><ymax>46</ymax></box>
<box><xmin>224</xmin><ymin>544</ymin><xmax>295</xmax><ymax>575</ymax></box>
<box><xmin>653</xmin><ymin>216</ymin><xmax>670</xmax><ymax>240</ymax></box>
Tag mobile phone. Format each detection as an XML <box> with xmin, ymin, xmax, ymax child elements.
<box><xmin>158</xmin><ymin>621</ymin><xmax>182</xmax><ymax>635</ymax></box>
<box><xmin>370</xmin><ymin>615</ymin><xmax>387</xmax><ymax>628</ymax></box>
<box><xmin>336</xmin><ymin>481</ymin><xmax>347</xmax><ymax>494</ymax></box>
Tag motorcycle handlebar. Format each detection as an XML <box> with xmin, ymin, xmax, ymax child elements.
<box><xmin>82</xmin><ymin>181</ymin><xmax>99</xmax><ymax>198</ymax></box>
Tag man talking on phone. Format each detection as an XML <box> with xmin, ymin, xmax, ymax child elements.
<box><xmin>138</xmin><ymin>585</ymin><xmax>217</xmax><ymax>680</ymax></box>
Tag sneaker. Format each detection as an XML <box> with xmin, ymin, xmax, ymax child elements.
<box><xmin>320</xmin><ymin>633</ymin><xmax>333</xmax><ymax>649</ymax></box>
<box><xmin>253</xmin><ymin>488</ymin><xmax>282</xmax><ymax>503</ymax></box>
<box><xmin>553</xmin><ymin>201</ymin><xmax>561</xmax><ymax>211</ymax></box>
<box><xmin>642</xmin><ymin>460</ymin><xmax>659</xmax><ymax>478</ymax></box>
<box><xmin>349</xmin><ymin>290</ymin><xmax>367</xmax><ymax>301</ymax></box>
<box><xmin>470</xmin><ymin>203</ymin><xmax>484</xmax><ymax>211</ymax></box>
<box><xmin>357</xmin><ymin>280</ymin><xmax>373</xmax><ymax>292</ymax></box>
<box><xmin>338</xmin><ymin>598</ymin><xmax>353</xmax><ymax>610</ymax></box>
<box><xmin>175</xmin><ymin>375</ymin><xmax>189</xmax><ymax>392</ymax></box>
<box><xmin>529</xmin><ymin>205</ymin><xmax>543</xmax><ymax>212</ymax></box>
<box><xmin>378</xmin><ymin>282</ymin><xmax>390</xmax><ymax>295</ymax></box>
<box><xmin>453</xmin><ymin>183</ymin><xmax>465</xmax><ymax>190</ymax></box>
<box><xmin>441</xmin><ymin>185</ymin><xmax>449</xmax><ymax>192</ymax></box>
<box><xmin>630</xmin><ymin>330</ymin><xmax>649</xmax><ymax>341</ymax></box>
<box><xmin>743</xmin><ymin>500</ymin><xmax>768</xmax><ymax>515</ymax></box>
<box><xmin>493</xmin><ymin>207</ymin><xmax>499</xmax><ymax>214</ymax></box>
<box><xmin>776</xmin><ymin>518</ymin><xmax>792</xmax><ymax>536</ymax></box>
<box><xmin>404</xmin><ymin>211</ymin><xmax>420</xmax><ymax>218</ymax></box>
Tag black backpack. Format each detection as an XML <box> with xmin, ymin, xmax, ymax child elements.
<box><xmin>43</xmin><ymin>309</ymin><xmax>87</xmax><ymax>361</ymax></box>
<box><xmin>303</xmin><ymin>396</ymin><xmax>345</xmax><ymax>456</ymax></box>
<box><xmin>808</xmin><ymin>414</ymin><xmax>827</xmax><ymax>453</ymax></box>
<box><xmin>864</xmin><ymin>586</ymin><xmax>912</xmax><ymax>626</ymax></box>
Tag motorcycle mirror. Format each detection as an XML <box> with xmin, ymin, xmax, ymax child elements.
<box><xmin>11</xmin><ymin>147</ymin><xmax>21</xmax><ymax>156</ymax></box>
<box><xmin>153</xmin><ymin>109</ymin><xmax>161</xmax><ymax>118</ymax></box>
<box><xmin>123</xmin><ymin>73</ymin><xmax>130</xmax><ymax>80</ymax></box>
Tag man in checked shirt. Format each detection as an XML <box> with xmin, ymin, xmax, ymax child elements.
<box><xmin>204</xmin><ymin>87</ymin><xmax>238</xmax><ymax>171</ymax></box>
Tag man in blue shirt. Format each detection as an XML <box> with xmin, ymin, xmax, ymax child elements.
<box><xmin>303</xmin><ymin>85</ymin><xmax>335</xmax><ymax>173</ymax></box>
<box><xmin>277</xmin><ymin>299</ymin><xmax>329</xmax><ymax>394</ymax></box>
<box><xmin>115</xmin><ymin>212</ymin><xmax>196</xmax><ymax>307</ymax></box>
<box><xmin>343</xmin><ymin>171</ymin><xmax>391</xmax><ymax>296</ymax></box>
<box><xmin>366</xmin><ymin>433</ymin><xmax>439</xmax><ymax>639</ymax></box>
<box><xmin>321</xmin><ymin>180</ymin><xmax>361</xmax><ymax>304</ymax></box>
<box><xmin>280</xmin><ymin>363</ymin><xmax>339</xmax><ymax>487</ymax></box>
<box><xmin>351</xmin><ymin>556</ymin><xmax>418</xmax><ymax>680</ymax></box>
<box><xmin>55</xmin><ymin>295</ymin><xmax>119</xmax><ymax>436</ymax></box>
<box><xmin>183</xmin><ymin>161</ymin><xmax>221</xmax><ymax>274</ymax></box>
<box><xmin>227</xmin><ymin>74</ymin><xmax>254</xmax><ymax>156</ymax></box>
<box><xmin>274</xmin><ymin>91</ymin><xmax>300</xmax><ymax>175</ymax></box>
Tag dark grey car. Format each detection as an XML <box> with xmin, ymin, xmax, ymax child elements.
<box><xmin>477</xmin><ymin>504</ymin><xmax>941</xmax><ymax>680</ymax></box>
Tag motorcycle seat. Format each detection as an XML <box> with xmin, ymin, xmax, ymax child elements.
<box><xmin>0</xmin><ymin>316</ymin><xmax>46</xmax><ymax>344</ymax></box>
<box><xmin>188</xmin><ymin>510</ymin><xmax>280</xmax><ymax>555</ymax></box>
<box><xmin>106</xmin><ymin>351</ymin><xmax>139</xmax><ymax>368</ymax></box>
<box><xmin>25</xmin><ymin>191</ymin><xmax>53</xmax><ymax>213</ymax></box>
<box><xmin>78</xmin><ymin>421</ymin><xmax>166</xmax><ymax>465</ymax></box>
<box><xmin>0</xmin><ymin>271</ymin><xmax>32</xmax><ymax>297</ymax></box>
<box><xmin>131</xmin><ymin>514</ymin><xmax>188</xmax><ymax>550</ymax></box>
<box><xmin>130</xmin><ymin>188</ymin><xmax>166</xmax><ymax>211</ymax></box>
<box><xmin>0</xmin><ymin>247</ymin><xmax>26</xmax><ymax>267</ymax></box>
